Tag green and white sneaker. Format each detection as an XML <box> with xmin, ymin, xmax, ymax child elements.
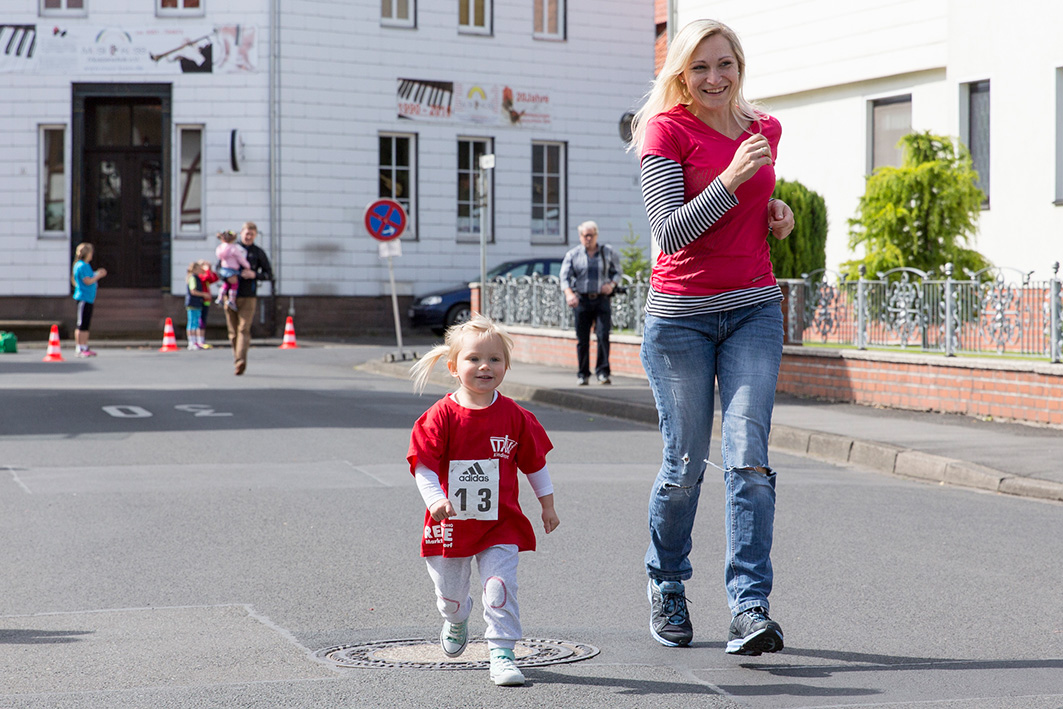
<box><xmin>489</xmin><ymin>648</ymin><xmax>525</xmax><ymax>686</ymax></box>
<box><xmin>439</xmin><ymin>619</ymin><xmax>468</xmax><ymax>657</ymax></box>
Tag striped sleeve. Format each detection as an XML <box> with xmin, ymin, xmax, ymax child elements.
<box><xmin>640</xmin><ymin>154</ymin><xmax>738</xmax><ymax>255</ymax></box>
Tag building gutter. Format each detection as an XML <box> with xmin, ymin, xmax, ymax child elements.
<box><xmin>268</xmin><ymin>0</ymin><xmax>281</xmax><ymax>295</ymax></box>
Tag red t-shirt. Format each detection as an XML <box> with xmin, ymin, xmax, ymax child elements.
<box><xmin>408</xmin><ymin>393</ymin><xmax>553</xmax><ymax>558</ymax></box>
<box><xmin>641</xmin><ymin>105</ymin><xmax>781</xmax><ymax>296</ymax></box>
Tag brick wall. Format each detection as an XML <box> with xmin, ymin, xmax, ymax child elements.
<box><xmin>504</xmin><ymin>325</ymin><xmax>1063</xmax><ymax>428</ymax></box>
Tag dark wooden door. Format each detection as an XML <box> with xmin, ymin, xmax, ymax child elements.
<box><xmin>82</xmin><ymin>99</ymin><xmax>163</xmax><ymax>288</ymax></box>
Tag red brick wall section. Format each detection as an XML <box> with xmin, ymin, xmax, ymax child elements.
<box><xmin>505</xmin><ymin>327</ymin><xmax>1063</xmax><ymax>427</ymax></box>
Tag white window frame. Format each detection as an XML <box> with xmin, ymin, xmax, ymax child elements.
<box><xmin>531</xmin><ymin>141</ymin><xmax>566</xmax><ymax>244</ymax></box>
<box><xmin>379</xmin><ymin>132</ymin><xmax>417</xmax><ymax>240</ymax></box>
<box><xmin>176</xmin><ymin>125</ymin><xmax>205</xmax><ymax>237</ymax></box>
<box><xmin>960</xmin><ymin>79</ymin><xmax>991</xmax><ymax>208</ymax></box>
<box><xmin>39</xmin><ymin>0</ymin><xmax>87</xmax><ymax>16</ymax></box>
<box><xmin>382</xmin><ymin>0</ymin><xmax>416</xmax><ymax>28</ymax></box>
<box><xmin>459</xmin><ymin>0</ymin><xmax>492</xmax><ymax>36</ymax></box>
<box><xmin>156</xmin><ymin>0</ymin><xmax>205</xmax><ymax>18</ymax></box>
<box><xmin>868</xmin><ymin>94</ymin><xmax>912</xmax><ymax>173</ymax></box>
<box><xmin>457</xmin><ymin>138</ymin><xmax>493</xmax><ymax>243</ymax></box>
<box><xmin>533</xmin><ymin>0</ymin><xmax>565</xmax><ymax>41</ymax></box>
<box><xmin>39</xmin><ymin>125</ymin><xmax>67</xmax><ymax>237</ymax></box>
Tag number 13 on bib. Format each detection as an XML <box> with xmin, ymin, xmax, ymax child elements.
<box><xmin>448</xmin><ymin>459</ymin><xmax>500</xmax><ymax>521</ymax></box>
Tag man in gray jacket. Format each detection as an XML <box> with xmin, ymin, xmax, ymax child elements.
<box><xmin>560</xmin><ymin>221</ymin><xmax>623</xmax><ymax>385</ymax></box>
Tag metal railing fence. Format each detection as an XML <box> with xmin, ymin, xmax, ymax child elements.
<box><xmin>483</xmin><ymin>262</ymin><xmax>1063</xmax><ymax>362</ymax></box>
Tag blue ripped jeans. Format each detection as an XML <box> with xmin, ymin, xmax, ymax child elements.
<box><xmin>640</xmin><ymin>302</ymin><xmax>783</xmax><ymax>615</ymax></box>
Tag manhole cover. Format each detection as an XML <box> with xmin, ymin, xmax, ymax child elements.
<box><xmin>318</xmin><ymin>637</ymin><xmax>599</xmax><ymax>670</ymax></box>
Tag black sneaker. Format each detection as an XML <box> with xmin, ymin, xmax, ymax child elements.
<box><xmin>647</xmin><ymin>579</ymin><xmax>692</xmax><ymax>647</ymax></box>
<box><xmin>726</xmin><ymin>607</ymin><xmax>783</xmax><ymax>655</ymax></box>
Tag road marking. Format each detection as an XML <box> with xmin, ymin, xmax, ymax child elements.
<box><xmin>102</xmin><ymin>405</ymin><xmax>152</xmax><ymax>418</ymax></box>
<box><xmin>5</xmin><ymin>465</ymin><xmax>31</xmax><ymax>494</ymax></box>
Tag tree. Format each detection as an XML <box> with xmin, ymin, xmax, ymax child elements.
<box><xmin>769</xmin><ymin>179</ymin><xmax>828</xmax><ymax>278</ymax></box>
<box><xmin>619</xmin><ymin>223</ymin><xmax>652</xmax><ymax>279</ymax></box>
<box><xmin>845</xmin><ymin>132</ymin><xmax>990</xmax><ymax>278</ymax></box>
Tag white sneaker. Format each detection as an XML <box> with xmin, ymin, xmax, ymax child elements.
<box><xmin>489</xmin><ymin>650</ymin><xmax>525</xmax><ymax>686</ymax></box>
<box><xmin>439</xmin><ymin>619</ymin><xmax>468</xmax><ymax>658</ymax></box>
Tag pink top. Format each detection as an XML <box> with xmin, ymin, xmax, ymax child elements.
<box><xmin>215</xmin><ymin>242</ymin><xmax>250</xmax><ymax>272</ymax></box>
<box><xmin>641</xmin><ymin>105</ymin><xmax>781</xmax><ymax>296</ymax></box>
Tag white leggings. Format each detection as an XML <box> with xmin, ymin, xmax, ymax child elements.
<box><xmin>425</xmin><ymin>544</ymin><xmax>520</xmax><ymax>651</ymax></box>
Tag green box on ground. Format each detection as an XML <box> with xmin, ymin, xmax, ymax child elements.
<box><xmin>0</xmin><ymin>331</ymin><xmax>17</xmax><ymax>353</ymax></box>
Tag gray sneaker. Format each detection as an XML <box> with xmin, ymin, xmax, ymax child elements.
<box><xmin>725</xmin><ymin>607</ymin><xmax>783</xmax><ymax>655</ymax></box>
<box><xmin>647</xmin><ymin>579</ymin><xmax>692</xmax><ymax>647</ymax></box>
<box><xmin>439</xmin><ymin>619</ymin><xmax>468</xmax><ymax>657</ymax></box>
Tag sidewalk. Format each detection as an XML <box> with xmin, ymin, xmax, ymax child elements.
<box><xmin>360</xmin><ymin>356</ymin><xmax>1063</xmax><ymax>504</ymax></box>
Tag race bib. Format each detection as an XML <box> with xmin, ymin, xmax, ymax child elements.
<box><xmin>447</xmin><ymin>459</ymin><xmax>499</xmax><ymax>521</ymax></box>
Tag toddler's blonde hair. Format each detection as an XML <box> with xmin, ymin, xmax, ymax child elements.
<box><xmin>410</xmin><ymin>314</ymin><xmax>514</xmax><ymax>394</ymax></box>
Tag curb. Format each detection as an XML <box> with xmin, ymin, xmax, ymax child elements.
<box><xmin>358</xmin><ymin>358</ymin><xmax>1063</xmax><ymax>505</ymax></box>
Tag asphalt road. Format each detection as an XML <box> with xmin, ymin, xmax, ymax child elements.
<box><xmin>1</xmin><ymin>344</ymin><xmax>1061</xmax><ymax>708</ymax></box>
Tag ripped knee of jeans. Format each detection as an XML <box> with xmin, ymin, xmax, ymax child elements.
<box><xmin>732</xmin><ymin>465</ymin><xmax>773</xmax><ymax>476</ymax></box>
<box><xmin>662</xmin><ymin>456</ymin><xmax>704</xmax><ymax>491</ymax></box>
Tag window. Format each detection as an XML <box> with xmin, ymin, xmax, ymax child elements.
<box><xmin>379</xmin><ymin>133</ymin><xmax>416</xmax><ymax>239</ymax></box>
<box><xmin>40</xmin><ymin>126</ymin><xmax>65</xmax><ymax>235</ymax></box>
<box><xmin>457</xmin><ymin>138</ymin><xmax>492</xmax><ymax>243</ymax></box>
<box><xmin>533</xmin><ymin>0</ymin><xmax>565</xmax><ymax>40</ymax></box>
<box><xmin>382</xmin><ymin>0</ymin><xmax>415</xmax><ymax>28</ymax></box>
<box><xmin>870</xmin><ymin>95</ymin><xmax>911</xmax><ymax>171</ymax></box>
<box><xmin>40</xmin><ymin>0</ymin><xmax>85</xmax><ymax>15</ymax></box>
<box><xmin>531</xmin><ymin>141</ymin><xmax>565</xmax><ymax>243</ymax></box>
<box><xmin>459</xmin><ymin>0</ymin><xmax>491</xmax><ymax>35</ymax></box>
<box><xmin>178</xmin><ymin>127</ymin><xmax>204</xmax><ymax>234</ymax></box>
<box><xmin>961</xmin><ymin>80</ymin><xmax>991</xmax><ymax>207</ymax></box>
<box><xmin>157</xmin><ymin>0</ymin><xmax>204</xmax><ymax>17</ymax></box>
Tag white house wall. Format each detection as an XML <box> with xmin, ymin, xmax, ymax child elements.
<box><xmin>275</xmin><ymin>1</ymin><xmax>651</xmax><ymax>298</ymax></box>
<box><xmin>676</xmin><ymin>0</ymin><xmax>1063</xmax><ymax>278</ymax></box>
<box><xmin>0</xmin><ymin>1</ymin><xmax>652</xmax><ymax>299</ymax></box>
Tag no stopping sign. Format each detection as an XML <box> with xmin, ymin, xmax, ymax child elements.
<box><xmin>364</xmin><ymin>199</ymin><xmax>407</xmax><ymax>241</ymax></box>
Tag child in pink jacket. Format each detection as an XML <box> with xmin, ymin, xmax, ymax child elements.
<box><xmin>215</xmin><ymin>230</ymin><xmax>250</xmax><ymax>312</ymax></box>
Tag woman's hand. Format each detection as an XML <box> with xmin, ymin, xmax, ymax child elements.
<box><xmin>768</xmin><ymin>200</ymin><xmax>795</xmax><ymax>240</ymax></box>
<box><xmin>720</xmin><ymin>133</ymin><xmax>773</xmax><ymax>195</ymax></box>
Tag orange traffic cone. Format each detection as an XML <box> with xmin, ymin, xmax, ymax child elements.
<box><xmin>42</xmin><ymin>324</ymin><xmax>64</xmax><ymax>362</ymax></box>
<box><xmin>279</xmin><ymin>316</ymin><xmax>299</xmax><ymax>349</ymax></box>
<box><xmin>159</xmin><ymin>317</ymin><xmax>178</xmax><ymax>352</ymax></box>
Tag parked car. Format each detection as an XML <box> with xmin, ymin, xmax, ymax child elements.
<box><xmin>408</xmin><ymin>258</ymin><xmax>564</xmax><ymax>335</ymax></box>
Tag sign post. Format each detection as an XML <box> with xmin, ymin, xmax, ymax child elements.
<box><xmin>364</xmin><ymin>199</ymin><xmax>413</xmax><ymax>362</ymax></box>
<box><xmin>478</xmin><ymin>153</ymin><xmax>494</xmax><ymax>316</ymax></box>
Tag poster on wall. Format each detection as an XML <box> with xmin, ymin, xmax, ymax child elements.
<box><xmin>397</xmin><ymin>78</ymin><xmax>551</xmax><ymax>126</ymax></box>
<box><xmin>0</xmin><ymin>23</ymin><xmax>258</xmax><ymax>74</ymax></box>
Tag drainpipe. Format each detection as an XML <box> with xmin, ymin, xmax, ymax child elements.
<box><xmin>269</xmin><ymin>0</ymin><xmax>281</xmax><ymax>298</ymax></box>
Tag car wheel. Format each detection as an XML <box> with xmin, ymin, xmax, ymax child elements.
<box><xmin>445</xmin><ymin>303</ymin><xmax>472</xmax><ymax>329</ymax></box>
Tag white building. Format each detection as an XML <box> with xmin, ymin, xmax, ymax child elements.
<box><xmin>673</xmin><ymin>0</ymin><xmax>1063</xmax><ymax>279</ymax></box>
<box><xmin>0</xmin><ymin>0</ymin><xmax>652</xmax><ymax>335</ymax></box>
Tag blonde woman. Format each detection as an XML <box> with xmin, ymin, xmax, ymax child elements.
<box><xmin>631</xmin><ymin>19</ymin><xmax>794</xmax><ymax>654</ymax></box>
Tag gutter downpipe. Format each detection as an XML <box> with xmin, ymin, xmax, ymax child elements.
<box><xmin>269</xmin><ymin>0</ymin><xmax>281</xmax><ymax>316</ymax></box>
